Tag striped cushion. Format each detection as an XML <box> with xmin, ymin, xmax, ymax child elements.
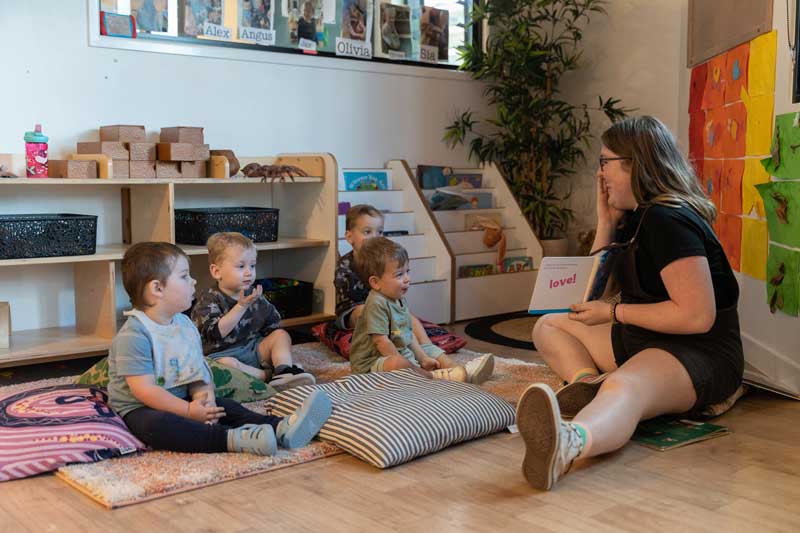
<box><xmin>268</xmin><ymin>369</ymin><xmax>515</xmax><ymax>468</ymax></box>
<box><xmin>0</xmin><ymin>384</ymin><xmax>145</xmax><ymax>481</ymax></box>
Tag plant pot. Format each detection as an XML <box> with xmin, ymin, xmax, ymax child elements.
<box><xmin>540</xmin><ymin>237</ymin><xmax>569</xmax><ymax>257</ymax></box>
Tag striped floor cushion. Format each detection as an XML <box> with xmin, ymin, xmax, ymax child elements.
<box><xmin>268</xmin><ymin>369</ymin><xmax>515</xmax><ymax>468</ymax></box>
<box><xmin>0</xmin><ymin>384</ymin><xmax>145</xmax><ymax>481</ymax></box>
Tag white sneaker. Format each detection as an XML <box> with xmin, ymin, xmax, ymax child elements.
<box><xmin>516</xmin><ymin>383</ymin><xmax>584</xmax><ymax>491</ymax></box>
<box><xmin>430</xmin><ymin>366</ymin><xmax>468</xmax><ymax>382</ymax></box>
<box><xmin>464</xmin><ymin>353</ymin><xmax>495</xmax><ymax>384</ymax></box>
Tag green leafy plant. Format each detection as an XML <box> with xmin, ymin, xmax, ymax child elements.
<box><xmin>444</xmin><ymin>0</ymin><xmax>633</xmax><ymax>240</ymax></box>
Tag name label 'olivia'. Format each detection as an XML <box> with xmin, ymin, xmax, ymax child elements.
<box><xmin>549</xmin><ymin>274</ymin><xmax>577</xmax><ymax>288</ymax></box>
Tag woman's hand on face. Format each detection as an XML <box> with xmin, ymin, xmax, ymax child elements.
<box><xmin>568</xmin><ymin>301</ymin><xmax>613</xmax><ymax>326</ymax></box>
<box><xmin>597</xmin><ymin>174</ymin><xmax>625</xmax><ymax>229</ymax></box>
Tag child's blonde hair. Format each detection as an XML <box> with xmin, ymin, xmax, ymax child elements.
<box><xmin>355</xmin><ymin>236</ymin><xmax>408</xmax><ymax>280</ymax></box>
<box><xmin>207</xmin><ymin>232</ymin><xmax>256</xmax><ymax>265</ymax></box>
<box><xmin>122</xmin><ymin>242</ymin><xmax>189</xmax><ymax>309</ymax></box>
<box><xmin>345</xmin><ymin>204</ymin><xmax>384</xmax><ymax>231</ymax></box>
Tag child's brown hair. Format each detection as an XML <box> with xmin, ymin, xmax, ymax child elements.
<box><xmin>206</xmin><ymin>232</ymin><xmax>255</xmax><ymax>265</ymax></box>
<box><xmin>122</xmin><ymin>242</ymin><xmax>189</xmax><ymax>309</ymax></box>
<box><xmin>355</xmin><ymin>236</ymin><xmax>409</xmax><ymax>280</ymax></box>
<box><xmin>345</xmin><ymin>204</ymin><xmax>384</xmax><ymax>231</ymax></box>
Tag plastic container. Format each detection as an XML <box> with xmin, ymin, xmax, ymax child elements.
<box><xmin>254</xmin><ymin>277</ymin><xmax>313</xmax><ymax>319</ymax></box>
<box><xmin>174</xmin><ymin>207</ymin><xmax>279</xmax><ymax>245</ymax></box>
<box><xmin>24</xmin><ymin>124</ymin><xmax>49</xmax><ymax>178</ymax></box>
<box><xmin>0</xmin><ymin>214</ymin><xmax>98</xmax><ymax>259</ymax></box>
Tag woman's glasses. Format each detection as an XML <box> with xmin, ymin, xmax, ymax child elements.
<box><xmin>599</xmin><ymin>156</ymin><xmax>631</xmax><ymax>171</ymax></box>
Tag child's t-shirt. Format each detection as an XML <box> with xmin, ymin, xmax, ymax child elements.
<box><xmin>349</xmin><ymin>290</ymin><xmax>414</xmax><ymax>374</ymax></box>
<box><xmin>297</xmin><ymin>17</ymin><xmax>317</xmax><ymax>41</ymax></box>
<box><xmin>108</xmin><ymin>312</ymin><xmax>210</xmax><ymax>417</ymax></box>
<box><xmin>334</xmin><ymin>251</ymin><xmax>370</xmax><ymax>329</ymax></box>
<box><xmin>191</xmin><ymin>286</ymin><xmax>282</xmax><ymax>356</ymax></box>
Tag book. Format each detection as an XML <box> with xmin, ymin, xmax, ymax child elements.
<box><xmin>528</xmin><ymin>253</ymin><xmax>610</xmax><ymax>314</ymax></box>
<box><xmin>632</xmin><ymin>418</ymin><xmax>730</xmax><ymax>451</ymax></box>
<box><xmin>503</xmin><ymin>255</ymin><xmax>533</xmax><ymax>273</ymax></box>
<box><xmin>417</xmin><ymin>165</ymin><xmax>483</xmax><ymax>189</ymax></box>
<box><xmin>465</xmin><ymin>212</ymin><xmax>502</xmax><ymax>230</ymax></box>
<box><xmin>343</xmin><ymin>170</ymin><xmax>389</xmax><ymax>191</ymax></box>
<box><xmin>428</xmin><ymin>186</ymin><xmax>493</xmax><ymax>210</ymax></box>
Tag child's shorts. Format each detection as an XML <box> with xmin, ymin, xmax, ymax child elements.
<box><xmin>208</xmin><ymin>336</ymin><xmax>273</xmax><ymax>376</ymax></box>
<box><xmin>369</xmin><ymin>342</ymin><xmax>445</xmax><ymax>372</ymax></box>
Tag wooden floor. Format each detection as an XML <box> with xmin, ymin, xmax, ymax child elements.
<box><xmin>3</xmin><ymin>324</ymin><xmax>800</xmax><ymax>532</ymax></box>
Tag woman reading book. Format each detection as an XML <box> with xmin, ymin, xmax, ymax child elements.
<box><xmin>518</xmin><ymin>116</ymin><xmax>744</xmax><ymax>491</ymax></box>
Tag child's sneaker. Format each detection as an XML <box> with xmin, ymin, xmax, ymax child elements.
<box><xmin>269</xmin><ymin>365</ymin><xmax>316</xmax><ymax>392</ymax></box>
<box><xmin>276</xmin><ymin>389</ymin><xmax>332</xmax><ymax>448</ymax></box>
<box><xmin>555</xmin><ymin>373</ymin><xmax>607</xmax><ymax>419</ymax></box>
<box><xmin>227</xmin><ymin>423</ymin><xmax>277</xmax><ymax>456</ymax></box>
<box><xmin>430</xmin><ymin>366</ymin><xmax>468</xmax><ymax>382</ymax></box>
<box><xmin>517</xmin><ymin>383</ymin><xmax>584</xmax><ymax>491</ymax></box>
<box><xmin>464</xmin><ymin>353</ymin><xmax>495</xmax><ymax>384</ymax></box>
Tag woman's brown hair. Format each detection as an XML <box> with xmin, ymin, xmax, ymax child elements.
<box><xmin>601</xmin><ymin>116</ymin><xmax>716</xmax><ymax>223</ymax></box>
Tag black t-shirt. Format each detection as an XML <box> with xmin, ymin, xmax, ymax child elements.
<box><xmin>616</xmin><ymin>204</ymin><xmax>738</xmax><ymax>309</ymax></box>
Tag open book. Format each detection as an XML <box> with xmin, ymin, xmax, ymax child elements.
<box><xmin>528</xmin><ymin>253</ymin><xmax>610</xmax><ymax>314</ymax></box>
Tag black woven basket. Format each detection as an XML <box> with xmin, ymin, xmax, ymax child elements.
<box><xmin>0</xmin><ymin>214</ymin><xmax>97</xmax><ymax>260</ymax></box>
<box><xmin>255</xmin><ymin>277</ymin><xmax>313</xmax><ymax>319</ymax></box>
<box><xmin>174</xmin><ymin>207</ymin><xmax>279</xmax><ymax>245</ymax></box>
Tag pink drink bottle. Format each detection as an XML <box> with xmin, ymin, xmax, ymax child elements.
<box><xmin>24</xmin><ymin>124</ymin><xmax>49</xmax><ymax>177</ymax></box>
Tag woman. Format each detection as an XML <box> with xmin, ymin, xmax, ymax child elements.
<box><xmin>518</xmin><ymin>116</ymin><xmax>744</xmax><ymax>491</ymax></box>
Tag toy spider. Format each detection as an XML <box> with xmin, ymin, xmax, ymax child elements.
<box><xmin>241</xmin><ymin>163</ymin><xmax>309</xmax><ymax>182</ymax></box>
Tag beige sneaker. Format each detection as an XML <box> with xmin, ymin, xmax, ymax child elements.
<box><xmin>431</xmin><ymin>365</ymin><xmax>468</xmax><ymax>382</ymax></box>
<box><xmin>464</xmin><ymin>353</ymin><xmax>495</xmax><ymax>384</ymax></box>
<box><xmin>517</xmin><ymin>383</ymin><xmax>584</xmax><ymax>491</ymax></box>
<box><xmin>555</xmin><ymin>373</ymin><xmax>607</xmax><ymax>419</ymax></box>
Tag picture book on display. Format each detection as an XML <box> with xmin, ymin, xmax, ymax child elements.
<box><xmin>528</xmin><ymin>253</ymin><xmax>610</xmax><ymax>314</ymax></box>
<box><xmin>343</xmin><ymin>170</ymin><xmax>390</xmax><ymax>190</ymax></box>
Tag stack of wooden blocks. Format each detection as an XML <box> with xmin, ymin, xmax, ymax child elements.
<box><xmin>48</xmin><ymin>125</ymin><xmax>209</xmax><ymax>179</ymax></box>
<box><xmin>156</xmin><ymin>126</ymin><xmax>209</xmax><ymax>178</ymax></box>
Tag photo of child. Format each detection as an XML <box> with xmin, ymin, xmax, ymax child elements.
<box><xmin>131</xmin><ymin>0</ymin><xmax>168</xmax><ymax>32</ymax></box>
<box><xmin>239</xmin><ymin>0</ymin><xmax>272</xmax><ymax>30</ymax></box>
<box><xmin>421</xmin><ymin>6</ymin><xmax>448</xmax><ymax>62</ymax></box>
<box><xmin>287</xmin><ymin>0</ymin><xmax>324</xmax><ymax>44</ymax></box>
<box><xmin>297</xmin><ymin>0</ymin><xmax>318</xmax><ymax>42</ymax></box>
<box><xmin>378</xmin><ymin>2</ymin><xmax>411</xmax><ymax>57</ymax></box>
<box><xmin>341</xmin><ymin>0</ymin><xmax>369</xmax><ymax>41</ymax></box>
<box><xmin>183</xmin><ymin>0</ymin><xmax>224</xmax><ymax>36</ymax></box>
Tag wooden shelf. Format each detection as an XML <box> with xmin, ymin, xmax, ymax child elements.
<box><xmin>0</xmin><ymin>244</ymin><xmax>128</xmax><ymax>267</ymax></box>
<box><xmin>0</xmin><ymin>177</ymin><xmax>324</xmax><ymax>185</ymax></box>
<box><xmin>180</xmin><ymin>238</ymin><xmax>329</xmax><ymax>256</ymax></box>
<box><xmin>0</xmin><ymin>327</ymin><xmax>111</xmax><ymax>368</ymax></box>
<box><xmin>280</xmin><ymin>313</ymin><xmax>335</xmax><ymax>328</ymax></box>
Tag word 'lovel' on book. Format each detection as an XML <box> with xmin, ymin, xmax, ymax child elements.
<box><xmin>528</xmin><ymin>253</ymin><xmax>610</xmax><ymax>315</ymax></box>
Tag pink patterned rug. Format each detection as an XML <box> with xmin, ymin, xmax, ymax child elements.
<box><xmin>48</xmin><ymin>343</ymin><xmax>559</xmax><ymax>508</ymax></box>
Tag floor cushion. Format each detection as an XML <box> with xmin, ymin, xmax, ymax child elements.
<box><xmin>268</xmin><ymin>369</ymin><xmax>515</xmax><ymax>468</ymax></box>
<box><xmin>75</xmin><ymin>356</ymin><xmax>276</xmax><ymax>403</ymax></box>
<box><xmin>311</xmin><ymin>319</ymin><xmax>467</xmax><ymax>360</ymax></box>
<box><xmin>0</xmin><ymin>384</ymin><xmax>146</xmax><ymax>481</ymax></box>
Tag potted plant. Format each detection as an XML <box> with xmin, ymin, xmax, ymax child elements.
<box><xmin>444</xmin><ymin>0</ymin><xmax>631</xmax><ymax>255</ymax></box>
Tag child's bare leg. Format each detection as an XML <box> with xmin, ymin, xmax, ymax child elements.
<box><xmin>411</xmin><ymin>315</ymin><xmax>434</xmax><ymax>345</ymax></box>
<box><xmin>381</xmin><ymin>355</ymin><xmax>432</xmax><ymax>378</ymax></box>
<box><xmin>258</xmin><ymin>329</ymin><xmax>293</xmax><ymax>368</ymax></box>
<box><xmin>214</xmin><ymin>356</ymin><xmax>266</xmax><ymax>381</ymax></box>
<box><xmin>436</xmin><ymin>353</ymin><xmax>459</xmax><ymax>369</ymax></box>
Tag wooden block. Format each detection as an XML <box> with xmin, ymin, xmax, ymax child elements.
<box><xmin>127</xmin><ymin>142</ymin><xmax>157</xmax><ymax>161</ymax></box>
<box><xmin>129</xmin><ymin>160</ymin><xmax>156</xmax><ymax>179</ymax></box>
<box><xmin>208</xmin><ymin>155</ymin><xmax>230</xmax><ymax>179</ymax></box>
<box><xmin>156</xmin><ymin>161</ymin><xmax>181</xmax><ymax>178</ymax></box>
<box><xmin>0</xmin><ymin>302</ymin><xmax>9</xmax><ymax>349</ymax></box>
<box><xmin>180</xmin><ymin>160</ymin><xmax>206</xmax><ymax>178</ymax></box>
<box><xmin>113</xmin><ymin>160</ymin><xmax>129</xmax><ymax>179</ymax></box>
<box><xmin>160</xmin><ymin>127</ymin><xmax>204</xmax><ymax>144</ymax></box>
<box><xmin>48</xmin><ymin>159</ymin><xmax>98</xmax><ymax>179</ymax></box>
<box><xmin>71</xmin><ymin>153</ymin><xmax>112</xmax><ymax>179</ymax></box>
<box><xmin>157</xmin><ymin>143</ymin><xmax>209</xmax><ymax>162</ymax></box>
<box><xmin>99</xmin><ymin>125</ymin><xmax>146</xmax><ymax>142</ymax></box>
<box><xmin>77</xmin><ymin>141</ymin><xmax>129</xmax><ymax>160</ymax></box>
<box><xmin>0</xmin><ymin>153</ymin><xmax>26</xmax><ymax>176</ymax></box>
<box><xmin>274</xmin><ymin>155</ymin><xmax>326</xmax><ymax>178</ymax></box>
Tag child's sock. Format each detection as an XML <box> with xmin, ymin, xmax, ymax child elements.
<box><xmin>570</xmin><ymin>367</ymin><xmax>599</xmax><ymax>384</ymax></box>
<box><xmin>275</xmin><ymin>390</ymin><xmax>332</xmax><ymax>448</ymax></box>
<box><xmin>227</xmin><ymin>424</ymin><xmax>277</xmax><ymax>456</ymax></box>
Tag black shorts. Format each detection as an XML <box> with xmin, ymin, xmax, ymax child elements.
<box><xmin>611</xmin><ymin>310</ymin><xmax>744</xmax><ymax>410</ymax></box>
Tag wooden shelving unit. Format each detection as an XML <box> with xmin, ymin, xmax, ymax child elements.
<box><xmin>0</xmin><ymin>153</ymin><xmax>338</xmax><ymax>367</ymax></box>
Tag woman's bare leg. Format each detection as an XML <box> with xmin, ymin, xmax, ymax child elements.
<box><xmin>532</xmin><ymin>313</ymin><xmax>616</xmax><ymax>381</ymax></box>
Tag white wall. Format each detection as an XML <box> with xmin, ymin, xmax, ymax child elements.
<box><xmin>0</xmin><ymin>0</ymin><xmax>488</xmax><ymax>331</ymax></box>
<box><xmin>560</xmin><ymin>0</ymin><xmax>686</xmax><ymax>247</ymax></box>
